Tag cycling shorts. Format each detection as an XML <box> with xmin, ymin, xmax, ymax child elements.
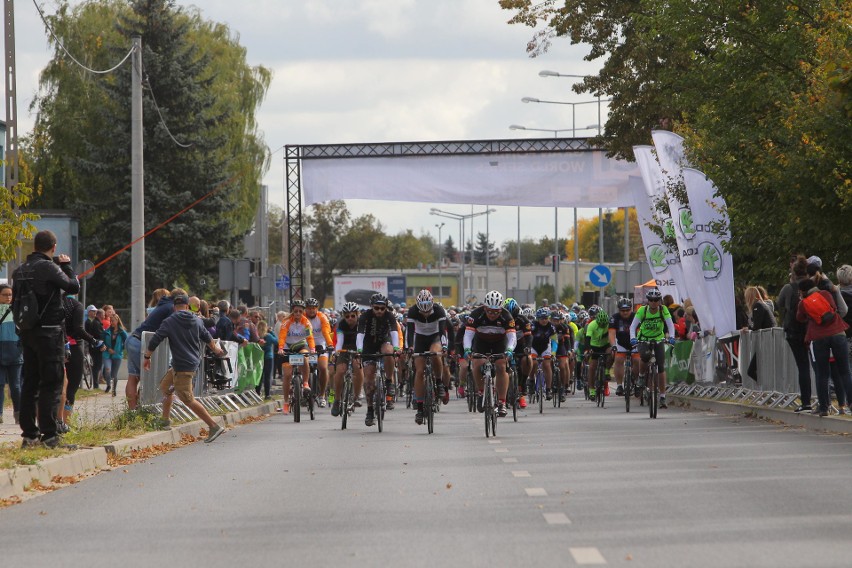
<box><xmin>471</xmin><ymin>339</ymin><xmax>505</xmax><ymax>356</ymax></box>
<box><xmin>413</xmin><ymin>333</ymin><xmax>443</xmax><ymax>353</ymax></box>
<box><xmin>555</xmin><ymin>345</ymin><xmax>570</xmax><ymax>358</ymax></box>
<box><xmin>529</xmin><ymin>348</ymin><xmax>552</xmax><ymax>358</ymax></box>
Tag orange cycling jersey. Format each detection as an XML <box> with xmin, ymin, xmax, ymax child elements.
<box><xmin>278</xmin><ymin>314</ymin><xmax>316</xmax><ymax>351</ymax></box>
<box><xmin>307</xmin><ymin>312</ymin><xmax>334</xmax><ymax>347</ymax></box>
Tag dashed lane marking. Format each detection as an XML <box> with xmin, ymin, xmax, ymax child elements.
<box><xmin>495</xmin><ymin>448</ymin><xmax>509</xmax><ymax>453</ymax></box>
<box><xmin>569</xmin><ymin>547</ymin><xmax>606</xmax><ymax>565</ymax></box>
<box><xmin>512</xmin><ymin>470</ymin><xmax>531</xmax><ymax>478</ymax></box>
<box><xmin>525</xmin><ymin>487</ymin><xmax>547</xmax><ymax>497</ymax></box>
<box><xmin>543</xmin><ymin>512</ymin><xmax>571</xmax><ymax>525</ymax></box>
<box><xmin>502</xmin><ymin>457</ymin><xmax>518</xmax><ymax>463</ymax></box>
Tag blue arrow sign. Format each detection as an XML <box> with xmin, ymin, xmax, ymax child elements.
<box><xmin>275</xmin><ymin>275</ymin><xmax>290</xmax><ymax>290</ymax></box>
<box><xmin>588</xmin><ymin>265</ymin><xmax>612</xmax><ymax>288</ymax></box>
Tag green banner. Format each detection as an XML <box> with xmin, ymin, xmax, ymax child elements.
<box><xmin>665</xmin><ymin>340</ymin><xmax>695</xmax><ymax>384</ymax></box>
<box><xmin>236</xmin><ymin>343</ymin><xmax>265</xmax><ymax>392</ymax></box>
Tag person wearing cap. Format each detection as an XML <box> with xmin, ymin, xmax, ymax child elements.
<box><xmin>143</xmin><ymin>294</ymin><xmax>227</xmax><ymax>443</ymax></box>
<box><xmin>806</xmin><ymin>259</ymin><xmax>848</xmax><ymax>318</ymax></box>
<box><xmin>84</xmin><ymin>304</ymin><xmax>104</xmax><ymax>389</ymax></box>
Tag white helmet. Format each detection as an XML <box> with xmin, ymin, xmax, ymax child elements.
<box><xmin>483</xmin><ymin>290</ymin><xmax>504</xmax><ymax>309</ymax></box>
<box><xmin>416</xmin><ymin>289</ymin><xmax>434</xmax><ymax>312</ymax></box>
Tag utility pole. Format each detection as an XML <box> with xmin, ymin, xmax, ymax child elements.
<box><xmin>5</xmin><ymin>0</ymin><xmax>21</xmax><ymax>276</ymax></box>
<box><xmin>130</xmin><ymin>37</ymin><xmax>145</xmax><ymax>331</ymax></box>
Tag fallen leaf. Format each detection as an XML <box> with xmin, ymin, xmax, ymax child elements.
<box><xmin>446</xmin><ymin>482</ymin><xmax>453</xmax><ymax>489</ymax></box>
<box><xmin>626</xmin><ymin>554</ymin><xmax>633</xmax><ymax>561</ymax></box>
<box><xmin>39</xmin><ymin>511</ymin><xmax>47</xmax><ymax>516</ymax></box>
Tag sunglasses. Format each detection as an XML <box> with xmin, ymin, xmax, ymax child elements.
<box><xmin>648</xmin><ymin>299</ymin><xmax>661</xmax><ymax>303</ymax></box>
<box><xmin>372</xmin><ymin>306</ymin><xmax>387</xmax><ymax>311</ymax></box>
<box><xmin>619</xmin><ymin>308</ymin><xmax>631</xmax><ymax>312</ymax></box>
<box><xmin>344</xmin><ymin>314</ymin><xmax>358</xmax><ymax>319</ymax></box>
<box><xmin>485</xmin><ymin>308</ymin><xmax>502</xmax><ymax>315</ymax></box>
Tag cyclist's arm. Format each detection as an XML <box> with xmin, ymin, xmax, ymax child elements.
<box><xmin>320</xmin><ymin>314</ymin><xmax>334</xmax><ymax>346</ymax></box>
<box><xmin>278</xmin><ymin>319</ymin><xmax>292</xmax><ymax>351</ymax></box>
<box><xmin>505</xmin><ymin>329</ymin><xmax>517</xmax><ymax>351</ymax></box>
<box><xmin>405</xmin><ymin>317</ymin><xmax>415</xmax><ymax>350</ymax></box>
<box><xmin>664</xmin><ymin>313</ymin><xmax>676</xmax><ymax>338</ymax></box>
<box><xmin>302</xmin><ymin>316</ymin><xmax>316</xmax><ymax>351</ymax></box>
<box><xmin>629</xmin><ymin>315</ymin><xmax>641</xmax><ymax>341</ymax></box>
<box><xmin>463</xmin><ymin>326</ymin><xmax>475</xmax><ymax>351</ymax></box>
<box><xmin>390</xmin><ymin>329</ymin><xmax>400</xmax><ymax>349</ymax></box>
<box><xmin>335</xmin><ymin>329</ymin><xmax>344</xmax><ymax>351</ymax></box>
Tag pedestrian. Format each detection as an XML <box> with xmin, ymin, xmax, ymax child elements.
<box><xmin>102</xmin><ymin>314</ymin><xmax>128</xmax><ymax>395</ymax></box>
<box><xmin>143</xmin><ymin>294</ymin><xmax>227</xmax><ymax>442</ymax></box>
<box><xmin>12</xmin><ymin>230</ymin><xmax>81</xmax><ymax>448</ymax></box>
<box><xmin>0</xmin><ymin>284</ymin><xmax>23</xmax><ymax>424</ymax></box>
<box><xmin>60</xmin><ymin>293</ymin><xmax>105</xmax><ymax>432</ymax></box>
<box><xmin>743</xmin><ymin>286</ymin><xmax>777</xmax><ymax>331</ymax></box>
<box><xmin>85</xmin><ymin>304</ymin><xmax>103</xmax><ymax>388</ymax></box>
<box><xmin>796</xmin><ymin>278</ymin><xmax>852</xmax><ymax>416</ymax></box>
<box><xmin>146</xmin><ymin>289</ymin><xmax>169</xmax><ymax>316</ymax></box>
<box><xmin>255</xmin><ymin>320</ymin><xmax>277</xmax><ymax>399</ymax></box>
<box><xmin>778</xmin><ymin>256</ymin><xmax>813</xmax><ymax>412</ymax></box>
<box><xmin>839</xmin><ymin>264</ymin><xmax>852</xmax><ymax>370</ymax></box>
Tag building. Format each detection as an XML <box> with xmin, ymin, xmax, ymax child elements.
<box><xmin>0</xmin><ymin>210</ymin><xmax>80</xmax><ymax>281</ymax></box>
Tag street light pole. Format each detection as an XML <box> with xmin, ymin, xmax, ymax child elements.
<box><xmin>435</xmin><ymin>222</ymin><xmax>444</xmax><ymax>301</ymax></box>
<box><xmin>430</xmin><ymin>207</ymin><xmax>492</xmax><ymax>307</ymax></box>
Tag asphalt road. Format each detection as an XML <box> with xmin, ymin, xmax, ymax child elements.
<box><xmin>2</xmin><ymin>390</ymin><xmax>852</xmax><ymax>568</ymax></box>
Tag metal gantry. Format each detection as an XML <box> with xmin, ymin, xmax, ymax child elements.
<box><xmin>284</xmin><ymin>136</ymin><xmax>598</xmax><ymax>301</ymax></box>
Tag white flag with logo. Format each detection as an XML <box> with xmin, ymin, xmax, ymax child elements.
<box><xmin>681</xmin><ymin>167</ymin><xmax>737</xmax><ymax>336</ymax></box>
<box><xmin>651</xmin><ymin>130</ymin><xmax>718</xmax><ymax>334</ymax></box>
<box><xmin>632</xmin><ymin>146</ymin><xmax>685</xmax><ymax>302</ymax></box>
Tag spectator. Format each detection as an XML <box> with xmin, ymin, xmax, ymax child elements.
<box><xmin>255</xmin><ymin>320</ymin><xmax>277</xmax><ymax>399</ymax></box>
<box><xmin>797</xmin><ymin>278</ymin><xmax>852</xmax><ymax>416</ymax></box>
<box><xmin>684</xmin><ymin>306</ymin><xmax>701</xmax><ymax>340</ymax></box>
<box><xmin>778</xmin><ymin>256</ymin><xmax>812</xmax><ymax>412</ymax></box>
<box><xmin>743</xmin><ymin>286</ymin><xmax>777</xmax><ymax>331</ymax></box>
<box><xmin>102</xmin><ymin>314</ymin><xmax>128</xmax><ymax>396</ymax></box>
<box><xmin>60</xmin><ymin>294</ymin><xmax>104</xmax><ymax>431</ymax></box>
<box><xmin>839</xmin><ymin>265</ymin><xmax>852</xmax><ymax>368</ymax></box>
<box><xmin>215</xmin><ymin>308</ymin><xmax>248</xmax><ymax>346</ymax></box>
<box><xmin>12</xmin><ymin>230</ymin><xmax>80</xmax><ymax>448</ymax></box>
<box><xmin>0</xmin><ymin>284</ymin><xmax>22</xmax><ymax>424</ymax></box>
<box><xmin>734</xmin><ymin>289</ymin><xmax>749</xmax><ymax>330</ymax></box>
<box><xmin>237</xmin><ymin>305</ymin><xmax>259</xmax><ymax>343</ymax></box>
<box><xmin>85</xmin><ymin>304</ymin><xmax>103</xmax><ymax>388</ymax></box>
<box><xmin>146</xmin><ymin>289</ymin><xmax>169</xmax><ymax>316</ymax></box>
<box><xmin>807</xmin><ymin>257</ymin><xmax>848</xmax><ymax>317</ymax></box>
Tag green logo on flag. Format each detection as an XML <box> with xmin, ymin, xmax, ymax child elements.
<box><xmin>700</xmin><ymin>241</ymin><xmax>723</xmax><ymax>280</ymax></box>
<box><xmin>664</xmin><ymin>218</ymin><xmax>675</xmax><ymax>239</ymax></box>
<box><xmin>679</xmin><ymin>207</ymin><xmax>696</xmax><ymax>240</ymax></box>
<box><xmin>648</xmin><ymin>245</ymin><xmax>667</xmax><ymax>273</ymax></box>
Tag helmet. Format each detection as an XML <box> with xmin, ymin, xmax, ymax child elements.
<box><xmin>504</xmin><ymin>297</ymin><xmax>518</xmax><ymax>313</ymax></box>
<box><xmin>291</xmin><ymin>299</ymin><xmax>305</xmax><ymax>309</ymax></box>
<box><xmin>484</xmin><ymin>290</ymin><xmax>504</xmax><ymax>309</ymax></box>
<box><xmin>551</xmin><ymin>310</ymin><xmax>564</xmax><ymax>321</ymax></box>
<box><xmin>588</xmin><ymin>305</ymin><xmax>600</xmax><ymax>317</ymax></box>
<box><xmin>342</xmin><ymin>301</ymin><xmax>359</xmax><ymax>314</ymax></box>
<box><xmin>328</xmin><ymin>316</ymin><xmax>338</xmax><ymax>327</ymax></box>
<box><xmin>567</xmin><ymin>311</ymin><xmax>577</xmax><ymax>323</ymax></box>
<box><xmin>522</xmin><ymin>307</ymin><xmax>535</xmax><ymax>319</ymax></box>
<box><xmin>617</xmin><ymin>297</ymin><xmax>632</xmax><ymax>310</ymax></box>
<box><xmin>578</xmin><ymin>310</ymin><xmax>589</xmax><ymax>323</ymax></box>
<box><xmin>370</xmin><ymin>293</ymin><xmax>388</xmax><ymax>306</ymax></box>
<box><xmin>416</xmin><ymin>289</ymin><xmax>434</xmax><ymax>312</ymax></box>
<box><xmin>646</xmin><ymin>288</ymin><xmax>663</xmax><ymax>301</ymax></box>
<box><xmin>305</xmin><ymin>297</ymin><xmax>319</xmax><ymax>307</ymax></box>
<box><xmin>535</xmin><ymin>307</ymin><xmax>550</xmax><ymax>320</ymax></box>
<box><xmin>450</xmin><ymin>316</ymin><xmax>460</xmax><ymax>326</ymax></box>
<box><xmin>595</xmin><ymin>310</ymin><xmax>609</xmax><ymax>327</ymax></box>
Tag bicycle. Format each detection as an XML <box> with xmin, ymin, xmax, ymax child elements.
<box><xmin>412</xmin><ymin>352</ymin><xmax>440</xmax><ymax>434</ymax></box>
<box><xmin>283</xmin><ymin>350</ymin><xmax>307</xmax><ymax>423</ymax></box>
<box><xmin>337</xmin><ymin>351</ymin><xmax>359</xmax><ymax>430</ymax></box>
<box><xmin>362</xmin><ymin>352</ymin><xmax>398</xmax><ymax>432</ymax></box>
<box><xmin>565</xmin><ymin>352</ymin><xmax>577</xmax><ymax>396</ymax></box>
<box><xmin>551</xmin><ymin>356</ymin><xmax>562</xmax><ymax>409</ymax></box>
<box><xmin>639</xmin><ymin>340</ymin><xmax>662</xmax><ymax>419</ymax></box>
<box><xmin>306</xmin><ymin>347</ymin><xmax>328</xmax><ymax>421</ymax></box>
<box><xmin>472</xmin><ymin>353</ymin><xmax>504</xmax><ymax>438</ymax></box>
<box><xmin>506</xmin><ymin>358</ymin><xmax>518</xmax><ymax>422</ymax></box>
<box><xmin>622</xmin><ymin>350</ymin><xmax>638</xmax><ymax>413</ymax></box>
<box><xmin>587</xmin><ymin>352</ymin><xmax>607</xmax><ymax>409</ymax></box>
<box><xmin>81</xmin><ymin>343</ymin><xmax>94</xmax><ymax>390</ymax></box>
<box><xmin>528</xmin><ymin>356</ymin><xmax>548</xmax><ymax>415</ymax></box>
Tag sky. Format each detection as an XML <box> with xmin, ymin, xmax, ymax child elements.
<box><xmin>15</xmin><ymin>0</ymin><xmax>611</xmax><ymax>248</ymax></box>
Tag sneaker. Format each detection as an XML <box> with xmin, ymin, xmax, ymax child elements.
<box><xmin>616</xmin><ymin>385</ymin><xmax>624</xmax><ymax>396</ymax></box>
<box><xmin>415</xmin><ymin>403</ymin><xmax>424</xmax><ymax>425</ymax></box>
<box><xmin>634</xmin><ymin>385</ymin><xmax>643</xmax><ymax>398</ymax></box>
<box><xmin>353</xmin><ymin>399</ymin><xmax>363</xmax><ymax>408</ymax></box>
<box><xmin>13</xmin><ymin>411</ymin><xmax>20</xmax><ymax>424</ymax></box>
<box><xmin>659</xmin><ymin>397</ymin><xmax>668</xmax><ymax>409</ymax></box>
<box><xmin>56</xmin><ymin>420</ymin><xmax>70</xmax><ymax>434</ymax></box>
<box><xmin>365</xmin><ymin>408</ymin><xmax>376</xmax><ymax>427</ymax></box>
<box><xmin>839</xmin><ymin>406</ymin><xmax>850</xmax><ymax>416</ymax></box>
<box><xmin>588</xmin><ymin>388</ymin><xmax>596</xmax><ymax>399</ymax></box>
<box><xmin>21</xmin><ymin>436</ymin><xmax>40</xmax><ymax>449</ymax></box>
<box><xmin>331</xmin><ymin>401</ymin><xmax>342</xmax><ymax>417</ymax></box>
<box><xmin>794</xmin><ymin>405</ymin><xmax>812</xmax><ymax>413</ymax></box>
<box><xmin>387</xmin><ymin>383</ymin><xmax>397</xmax><ymax>398</ymax></box>
<box><xmin>546</xmin><ymin>390</ymin><xmax>553</xmax><ymax>401</ymax></box>
<box><xmin>519</xmin><ymin>395</ymin><xmax>527</xmax><ymax>409</ymax></box>
<box><xmin>155</xmin><ymin>418</ymin><xmax>172</xmax><ymax>430</ymax></box>
<box><xmin>819</xmin><ymin>409</ymin><xmax>829</xmax><ymax>417</ymax></box>
<box><xmin>497</xmin><ymin>402</ymin><xmax>508</xmax><ymax>418</ymax></box>
<box><xmin>42</xmin><ymin>436</ymin><xmax>77</xmax><ymax>450</ymax></box>
<box><xmin>112</xmin><ymin>388</ymin><xmax>117</xmax><ymax>397</ymax></box>
<box><xmin>302</xmin><ymin>384</ymin><xmax>312</xmax><ymax>398</ymax></box>
<box><xmin>604</xmin><ymin>383</ymin><xmax>610</xmax><ymax>396</ymax></box>
<box><xmin>386</xmin><ymin>397</ymin><xmax>395</xmax><ymax>410</ymax></box>
<box><xmin>318</xmin><ymin>397</ymin><xmax>327</xmax><ymax>408</ymax></box>
<box><xmin>476</xmin><ymin>392</ymin><xmax>485</xmax><ymax>413</ymax></box>
<box><xmin>204</xmin><ymin>424</ymin><xmax>224</xmax><ymax>443</ymax></box>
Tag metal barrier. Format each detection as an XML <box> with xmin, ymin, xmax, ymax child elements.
<box><xmin>737</xmin><ymin>328</ymin><xmax>811</xmax><ymax>394</ymax></box>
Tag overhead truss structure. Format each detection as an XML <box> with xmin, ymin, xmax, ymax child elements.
<box><xmin>284</xmin><ymin>136</ymin><xmax>597</xmax><ymax>303</ymax></box>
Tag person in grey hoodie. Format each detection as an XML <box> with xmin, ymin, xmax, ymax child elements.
<box><xmin>143</xmin><ymin>294</ymin><xmax>227</xmax><ymax>443</ymax></box>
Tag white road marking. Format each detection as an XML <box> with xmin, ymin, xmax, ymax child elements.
<box><xmin>502</xmin><ymin>457</ymin><xmax>518</xmax><ymax>463</ymax></box>
<box><xmin>495</xmin><ymin>448</ymin><xmax>509</xmax><ymax>453</ymax></box>
<box><xmin>543</xmin><ymin>512</ymin><xmax>571</xmax><ymax>525</ymax></box>
<box><xmin>488</xmin><ymin>440</ymin><xmax>501</xmax><ymax>444</ymax></box>
<box><xmin>512</xmin><ymin>470</ymin><xmax>531</xmax><ymax>478</ymax></box>
<box><xmin>525</xmin><ymin>487</ymin><xmax>548</xmax><ymax>497</ymax></box>
<box><xmin>569</xmin><ymin>547</ymin><xmax>606</xmax><ymax>564</ymax></box>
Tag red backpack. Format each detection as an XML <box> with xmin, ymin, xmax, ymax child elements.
<box><xmin>802</xmin><ymin>291</ymin><xmax>836</xmax><ymax>325</ymax></box>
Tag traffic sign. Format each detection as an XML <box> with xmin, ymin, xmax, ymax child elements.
<box><xmin>275</xmin><ymin>275</ymin><xmax>291</xmax><ymax>290</ymax></box>
<box><xmin>588</xmin><ymin>264</ymin><xmax>612</xmax><ymax>288</ymax></box>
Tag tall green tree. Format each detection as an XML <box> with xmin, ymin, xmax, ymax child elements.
<box><xmin>25</xmin><ymin>0</ymin><xmax>271</xmax><ymax>305</ymax></box>
<box><xmin>442</xmin><ymin>235</ymin><xmax>457</xmax><ymax>262</ymax></box>
<box><xmin>473</xmin><ymin>232</ymin><xmax>498</xmax><ymax>264</ymax></box>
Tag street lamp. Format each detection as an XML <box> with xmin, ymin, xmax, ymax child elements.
<box><xmin>430</xmin><ymin>207</ymin><xmax>492</xmax><ymax>306</ymax></box>
<box><xmin>509</xmin><ymin>124</ymin><xmax>573</xmax><ymax>137</ymax></box>
<box><xmin>521</xmin><ymin>97</ymin><xmax>609</xmax><ymax>136</ymax></box>
<box><xmin>434</xmin><ymin>222</ymin><xmax>445</xmax><ymax>301</ymax></box>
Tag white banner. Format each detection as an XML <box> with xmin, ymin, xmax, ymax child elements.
<box><xmin>302</xmin><ymin>151</ymin><xmax>642</xmax><ymax>208</ymax></box>
<box><xmin>681</xmin><ymin>168</ymin><xmax>737</xmax><ymax>336</ymax></box>
<box><xmin>633</xmin><ymin>146</ymin><xmax>686</xmax><ymax>302</ymax></box>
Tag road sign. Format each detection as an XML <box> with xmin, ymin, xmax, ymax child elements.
<box><xmin>588</xmin><ymin>264</ymin><xmax>612</xmax><ymax>288</ymax></box>
<box><xmin>77</xmin><ymin>259</ymin><xmax>95</xmax><ymax>280</ymax></box>
<box><xmin>275</xmin><ymin>275</ymin><xmax>291</xmax><ymax>290</ymax></box>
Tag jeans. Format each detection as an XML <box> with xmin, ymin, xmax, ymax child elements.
<box><xmin>90</xmin><ymin>347</ymin><xmax>103</xmax><ymax>386</ymax></box>
<box><xmin>102</xmin><ymin>358</ymin><xmax>122</xmax><ymax>388</ymax></box>
<box><xmin>65</xmin><ymin>343</ymin><xmax>84</xmax><ymax>407</ymax></box>
<box><xmin>786</xmin><ymin>337</ymin><xmax>811</xmax><ymax>405</ymax></box>
<box><xmin>0</xmin><ymin>362</ymin><xmax>22</xmax><ymax>414</ymax></box>
<box><xmin>256</xmin><ymin>357</ymin><xmax>273</xmax><ymax>398</ymax></box>
<box><xmin>19</xmin><ymin>326</ymin><xmax>66</xmax><ymax>441</ymax></box>
<box><xmin>811</xmin><ymin>334</ymin><xmax>852</xmax><ymax>413</ymax></box>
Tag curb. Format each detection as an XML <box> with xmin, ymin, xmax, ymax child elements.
<box><xmin>669</xmin><ymin>395</ymin><xmax>852</xmax><ymax>435</ymax></box>
<box><xmin>0</xmin><ymin>401</ymin><xmax>278</xmax><ymax>501</ymax></box>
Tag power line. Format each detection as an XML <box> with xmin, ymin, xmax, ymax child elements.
<box><xmin>141</xmin><ymin>69</ymin><xmax>193</xmax><ymax>148</ymax></box>
<box><xmin>32</xmin><ymin>0</ymin><xmax>134</xmax><ymax>75</ymax></box>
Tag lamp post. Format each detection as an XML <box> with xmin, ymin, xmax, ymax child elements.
<box><xmin>430</xmin><ymin>207</ymin><xmax>492</xmax><ymax>306</ymax></box>
<box><xmin>434</xmin><ymin>222</ymin><xmax>444</xmax><ymax>301</ymax></box>
<box><xmin>520</xmin><ymin>97</ymin><xmax>608</xmax><ymax>137</ymax></box>
<box><xmin>538</xmin><ymin>70</ymin><xmax>607</xmax><ymax>134</ymax></box>
<box><xmin>508</xmin><ymin>124</ymin><xmax>573</xmax><ymax>137</ymax></box>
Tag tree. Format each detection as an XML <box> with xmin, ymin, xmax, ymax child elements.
<box><xmin>501</xmin><ymin>237</ymin><xmax>567</xmax><ymax>266</ymax></box>
<box><xmin>0</xmin><ymin>181</ymin><xmax>39</xmax><ymax>262</ymax></box>
<box><xmin>25</xmin><ymin>0</ymin><xmax>271</xmax><ymax>305</ymax></box>
<box><xmin>500</xmin><ymin>0</ymin><xmax>851</xmax><ymax>284</ymax></box>
<box><xmin>473</xmin><ymin>232</ymin><xmax>498</xmax><ymax>264</ymax></box>
<box><xmin>443</xmin><ymin>235</ymin><xmax>457</xmax><ymax>262</ymax></box>
<box><xmin>565</xmin><ymin>209</ymin><xmax>642</xmax><ymax>262</ymax></box>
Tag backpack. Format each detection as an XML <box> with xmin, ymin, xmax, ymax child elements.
<box><xmin>801</xmin><ymin>290</ymin><xmax>836</xmax><ymax>325</ymax></box>
<box><xmin>12</xmin><ymin>260</ymin><xmax>52</xmax><ymax>332</ymax></box>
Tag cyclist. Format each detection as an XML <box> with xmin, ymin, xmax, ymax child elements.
<box><xmin>550</xmin><ymin>309</ymin><xmax>574</xmax><ymax>401</ymax></box>
<box><xmin>573</xmin><ymin>310</ymin><xmax>589</xmax><ymax>393</ymax></box>
<box><xmin>304</xmin><ymin>297</ymin><xmax>334</xmax><ymax>407</ymax></box>
<box><xmin>356</xmin><ymin>293</ymin><xmax>400</xmax><ymax>426</ymax></box>
<box><xmin>463</xmin><ymin>290</ymin><xmax>517</xmax><ymax>418</ymax></box>
<box><xmin>406</xmin><ymin>289</ymin><xmax>449</xmax><ymax>425</ymax></box>
<box><xmin>609</xmin><ymin>297</ymin><xmax>640</xmax><ymax>397</ymax></box>
<box><xmin>629</xmin><ymin>288</ymin><xmax>676</xmax><ymax>409</ymax></box>
<box><xmin>584</xmin><ymin>308</ymin><xmax>613</xmax><ymax>399</ymax></box>
<box><xmin>504</xmin><ymin>297</ymin><xmax>532</xmax><ymax>408</ymax></box>
<box><xmin>527</xmin><ymin>307</ymin><xmax>558</xmax><ymax>401</ymax></box>
<box><xmin>330</xmin><ymin>302</ymin><xmax>364</xmax><ymax>417</ymax></box>
<box><xmin>276</xmin><ymin>300</ymin><xmax>316</xmax><ymax>413</ymax></box>
<box><xmin>450</xmin><ymin>315</ymin><xmax>468</xmax><ymax>397</ymax></box>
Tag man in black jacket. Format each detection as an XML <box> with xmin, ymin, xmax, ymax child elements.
<box><xmin>85</xmin><ymin>305</ymin><xmax>104</xmax><ymax>388</ymax></box>
<box><xmin>12</xmin><ymin>230</ymin><xmax>80</xmax><ymax>448</ymax></box>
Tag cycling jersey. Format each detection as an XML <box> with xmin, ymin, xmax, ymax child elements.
<box><xmin>356</xmin><ymin>310</ymin><xmax>400</xmax><ymax>352</ymax></box>
<box><xmin>514</xmin><ymin>313</ymin><xmax>532</xmax><ymax>351</ymax></box>
<box><xmin>277</xmin><ymin>315</ymin><xmax>316</xmax><ymax>351</ymax></box>
<box><xmin>529</xmin><ymin>321</ymin><xmax>558</xmax><ymax>355</ymax></box>
<box><xmin>335</xmin><ymin>318</ymin><xmax>359</xmax><ymax>351</ymax></box>
<box><xmin>553</xmin><ymin>322</ymin><xmax>573</xmax><ymax>354</ymax></box>
<box><xmin>574</xmin><ymin>326</ymin><xmax>586</xmax><ymax>352</ymax></box>
<box><xmin>584</xmin><ymin>320</ymin><xmax>610</xmax><ymax>350</ymax></box>
<box><xmin>463</xmin><ymin>306</ymin><xmax>517</xmax><ymax>351</ymax></box>
<box><xmin>630</xmin><ymin>305</ymin><xmax>675</xmax><ymax>341</ymax></box>
<box><xmin>405</xmin><ymin>304</ymin><xmax>448</xmax><ymax>348</ymax></box>
<box><xmin>609</xmin><ymin>312</ymin><xmax>635</xmax><ymax>351</ymax></box>
<box><xmin>307</xmin><ymin>311</ymin><xmax>334</xmax><ymax>350</ymax></box>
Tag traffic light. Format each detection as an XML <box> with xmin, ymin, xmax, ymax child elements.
<box><xmin>551</xmin><ymin>254</ymin><xmax>559</xmax><ymax>273</ymax></box>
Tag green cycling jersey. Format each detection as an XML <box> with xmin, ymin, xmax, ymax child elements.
<box><xmin>635</xmin><ymin>305</ymin><xmax>672</xmax><ymax>341</ymax></box>
<box><xmin>584</xmin><ymin>320</ymin><xmax>610</xmax><ymax>349</ymax></box>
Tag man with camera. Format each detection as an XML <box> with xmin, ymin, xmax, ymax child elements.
<box><xmin>12</xmin><ymin>230</ymin><xmax>80</xmax><ymax>448</ymax></box>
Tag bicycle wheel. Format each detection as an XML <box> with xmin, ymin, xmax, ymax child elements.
<box><xmin>292</xmin><ymin>376</ymin><xmax>301</xmax><ymax>423</ymax></box>
<box><xmin>341</xmin><ymin>377</ymin><xmax>352</xmax><ymax>430</ymax></box>
<box><xmin>507</xmin><ymin>368</ymin><xmax>518</xmax><ymax>423</ymax></box>
<box><xmin>425</xmin><ymin>373</ymin><xmax>435</xmax><ymax>435</ymax></box>
<box><xmin>597</xmin><ymin>364</ymin><xmax>606</xmax><ymax>408</ymax></box>
<box><xmin>553</xmin><ymin>366</ymin><xmax>560</xmax><ymax>408</ymax></box>
<box><xmin>484</xmin><ymin>378</ymin><xmax>493</xmax><ymax>438</ymax></box>
<box><xmin>490</xmin><ymin>384</ymin><xmax>497</xmax><ymax>437</ymax></box>
<box><xmin>406</xmin><ymin>367</ymin><xmax>414</xmax><ymax>409</ymax></box>
<box><xmin>308</xmin><ymin>369</ymin><xmax>317</xmax><ymax>420</ymax></box>
<box><xmin>650</xmin><ymin>370</ymin><xmax>658</xmax><ymax>419</ymax></box>
<box><xmin>625</xmin><ymin>374</ymin><xmax>631</xmax><ymax>413</ymax></box>
<box><xmin>376</xmin><ymin>370</ymin><xmax>385</xmax><ymax>432</ymax></box>
<box><xmin>466</xmin><ymin>371</ymin><xmax>476</xmax><ymax>413</ymax></box>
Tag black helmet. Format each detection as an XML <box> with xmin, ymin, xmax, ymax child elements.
<box><xmin>370</xmin><ymin>293</ymin><xmax>388</xmax><ymax>306</ymax></box>
<box><xmin>305</xmin><ymin>297</ymin><xmax>320</xmax><ymax>307</ymax></box>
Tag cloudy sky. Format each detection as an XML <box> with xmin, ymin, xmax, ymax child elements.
<box><xmin>16</xmin><ymin>0</ymin><xmax>610</xmax><ymax>247</ymax></box>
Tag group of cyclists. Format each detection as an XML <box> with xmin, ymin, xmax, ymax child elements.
<box><xmin>275</xmin><ymin>285</ymin><xmax>678</xmax><ymax>429</ymax></box>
